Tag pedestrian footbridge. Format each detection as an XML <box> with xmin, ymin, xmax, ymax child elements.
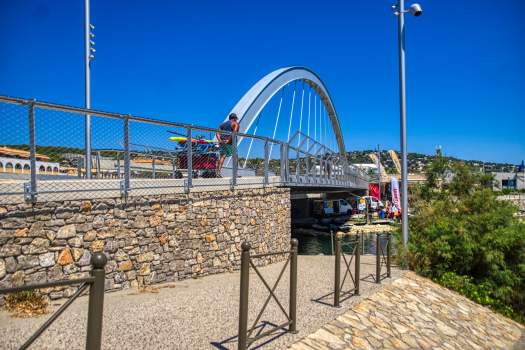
<box><xmin>0</xmin><ymin>66</ymin><xmax>368</xmax><ymax>204</ymax></box>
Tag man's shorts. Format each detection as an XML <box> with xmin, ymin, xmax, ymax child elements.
<box><xmin>220</xmin><ymin>144</ymin><xmax>238</xmax><ymax>156</ymax></box>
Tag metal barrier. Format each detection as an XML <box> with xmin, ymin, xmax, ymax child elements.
<box><xmin>375</xmin><ymin>232</ymin><xmax>392</xmax><ymax>284</ymax></box>
<box><xmin>0</xmin><ymin>253</ymin><xmax>107</xmax><ymax>350</ymax></box>
<box><xmin>0</xmin><ymin>95</ymin><xmax>369</xmax><ymax>204</ymax></box>
<box><xmin>334</xmin><ymin>234</ymin><xmax>360</xmax><ymax>307</ymax></box>
<box><xmin>238</xmin><ymin>239</ymin><xmax>298</xmax><ymax>350</ymax></box>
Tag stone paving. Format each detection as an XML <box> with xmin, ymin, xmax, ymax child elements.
<box><xmin>286</xmin><ymin>272</ymin><xmax>524</xmax><ymax>350</ymax></box>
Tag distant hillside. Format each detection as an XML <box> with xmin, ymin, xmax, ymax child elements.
<box><xmin>346</xmin><ymin>150</ymin><xmax>520</xmax><ymax>173</ymax></box>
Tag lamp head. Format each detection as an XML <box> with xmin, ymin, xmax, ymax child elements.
<box><xmin>408</xmin><ymin>4</ymin><xmax>423</xmax><ymax>16</ymax></box>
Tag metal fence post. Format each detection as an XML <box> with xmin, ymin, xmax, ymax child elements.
<box><xmin>85</xmin><ymin>252</ymin><xmax>107</xmax><ymax>350</ymax></box>
<box><xmin>97</xmin><ymin>151</ymin><xmax>101</xmax><ymax>179</ymax></box>
<box><xmin>334</xmin><ymin>234</ymin><xmax>341</xmax><ymax>307</ymax></box>
<box><xmin>238</xmin><ymin>242</ymin><xmax>251</xmax><ymax>350</ymax></box>
<box><xmin>264</xmin><ymin>138</ymin><xmax>269</xmax><ymax>185</ymax></box>
<box><xmin>289</xmin><ymin>238</ymin><xmax>298</xmax><ymax>333</ymax></box>
<box><xmin>172</xmin><ymin>159</ymin><xmax>176</xmax><ymax>179</ymax></box>
<box><xmin>387</xmin><ymin>232</ymin><xmax>391</xmax><ymax>278</ymax></box>
<box><xmin>187</xmin><ymin>126</ymin><xmax>193</xmax><ymax>188</ymax></box>
<box><xmin>285</xmin><ymin>144</ymin><xmax>290</xmax><ymax>182</ymax></box>
<box><xmin>376</xmin><ymin>232</ymin><xmax>381</xmax><ymax>284</ymax></box>
<box><xmin>232</xmin><ymin>131</ymin><xmax>237</xmax><ymax>186</ymax></box>
<box><xmin>361</xmin><ymin>230</ymin><xmax>364</xmax><ymax>256</ymax></box>
<box><xmin>355</xmin><ymin>232</ymin><xmax>360</xmax><ymax>295</ymax></box>
<box><xmin>152</xmin><ymin>155</ymin><xmax>156</xmax><ymax>179</ymax></box>
<box><xmin>28</xmin><ymin>101</ymin><xmax>37</xmax><ymax>201</ymax></box>
<box><xmin>117</xmin><ymin>151</ymin><xmax>121</xmax><ymax>179</ymax></box>
<box><xmin>330</xmin><ymin>230</ymin><xmax>334</xmax><ymax>256</ymax></box>
<box><xmin>280</xmin><ymin>144</ymin><xmax>285</xmax><ymax>184</ymax></box>
<box><xmin>123</xmin><ymin>116</ymin><xmax>131</xmax><ymax>195</ymax></box>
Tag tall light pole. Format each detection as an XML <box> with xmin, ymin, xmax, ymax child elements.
<box><xmin>392</xmin><ymin>0</ymin><xmax>422</xmax><ymax>246</ymax></box>
<box><xmin>85</xmin><ymin>0</ymin><xmax>95</xmax><ymax>179</ymax></box>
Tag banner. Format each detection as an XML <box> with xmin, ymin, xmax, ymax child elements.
<box><xmin>369</xmin><ymin>184</ymin><xmax>379</xmax><ymax>200</ymax></box>
<box><xmin>391</xmin><ymin>177</ymin><xmax>400</xmax><ymax>212</ymax></box>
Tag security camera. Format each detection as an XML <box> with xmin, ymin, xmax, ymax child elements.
<box><xmin>408</xmin><ymin>3</ymin><xmax>422</xmax><ymax>16</ymax></box>
<box><xmin>90</xmin><ymin>40</ymin><xmax>95</xmax><ymax>46</ymax></box>
<box><xmin>90</xmin><ymin>24</ymin><xmax>94</xmax><ymax>30</ymax></box>
<box><xmin>90</xmin><ymin>33</ymin><xmax>94</xmax><ymax>38</ymax></box>
<box><xmin>391</xmin><ymin>5</ymin><xmax>397</xmax><ymax>10</ymax></box>
<box><xmin>89</xmin><ymin>55</ymin><xmax>94</xmax><ymax>60</ymax></box>
<box><xmin>90</xmin><ymin>48</ymin><xmax>96</xmax><ymax>53</ymax></box>
<box><xmin>393</xmin><ymin>12</ymin><xmax>400</xmax><ymax>17</ymax></box>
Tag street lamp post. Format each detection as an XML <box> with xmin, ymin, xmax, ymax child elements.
<box><xmin>392</xmin><ymin>0</ymin><xmax>422</xmax><ymax>247</ymax></box>
<box><xmin>84</xmin><ymin>0</ymin><xmax>95</xmax><ymax>179</ymax></box>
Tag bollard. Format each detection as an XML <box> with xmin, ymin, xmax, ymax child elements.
<box><xmin>289</xmin><ymin>239</ymin><xmax>299</xmax><ymax>333</ymax></box>
<box><xmin>86</xmin><ymin>252</ymin><xmax>107</xmax><ymax>350</ymax></box>
<box><xmin>238</xmin><ymin>242</ymin><xmax>252</xmax><ymax>350</ymax></box>
<box><xmin>376</xmin><ymin>232</ymin><xmax>381</xmax><ymax>284</ymax></box>
<box><xmin>334</xmin><ymin>235</ymin><xmax>342</xmax><ymax>307</ymax></box>
<box><xmin>387</xmin><ymin>232</ymin><xmax>391</xmax><ymax>278</ymax></box>
<box><xmin>355</xmin><ymin>232</ymin><xmax>361</xmax><ymax>295</ymax></box>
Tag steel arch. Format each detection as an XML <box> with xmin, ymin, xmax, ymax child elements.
<box><xmin>223</xmin><ymin>66</ymin><xmax>346</xmax><ymax>157</ymax></box>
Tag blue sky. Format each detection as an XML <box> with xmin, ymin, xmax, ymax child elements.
<box><xmin>1</xmin><ymin>0</ymin><xmax>524</xmax><ymax>164</ymax></box>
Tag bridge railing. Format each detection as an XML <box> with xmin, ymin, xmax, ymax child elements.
<box><xmin>0</xmin><ymin>95</ymin><xmax>369</xmax><ymax>204</ymax></box>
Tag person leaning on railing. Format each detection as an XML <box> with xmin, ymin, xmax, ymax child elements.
<box><xmin>216</xmin><ymin>113</ymin><xmax>240</xmax><ymax>178</ymax></box>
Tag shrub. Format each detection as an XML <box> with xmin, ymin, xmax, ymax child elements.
<box><xmin>394</xmin><ymin>150</ymin><xmax>525</xmax><ymax>322</ymax></box>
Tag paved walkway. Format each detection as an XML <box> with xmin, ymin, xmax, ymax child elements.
<box><xmin>286</xmin><ymin>272</ymin><xmax>524</xmax><ymax>350</ymax></box>
<box><xmin>0</xmin><ymin>255</ymin><xmax>406</xmax><ymax>350</ymax></box>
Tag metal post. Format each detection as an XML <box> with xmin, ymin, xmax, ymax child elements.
<box><xmin>152</xmin><ymin>156</ymin><xmax>155</xmax><ymax>179</ymax></box>
<box><xmin>238</xmin><ymin>242</ymin><xmax>251</xmax><ymax>350</ymax></box>
<box><xmin>232</xmin><ymin>131</ymin><xmax>237</xmax><ymax>186</ymax></box>
<box><xmin>84</xmin><ymin>0</ymin><xmax>92</xmax><ymax>180</ymax></box>
<box><xmin>77</xmin><ymin>156</ymin><xmax>82</xmax><ymax>179</ymax></box>
<box><xmin>123</xmin><ymin>117</ymin><xmax>130</xmax><ymax>194</ymax></box>
<box><xmin>264</xmin><ymin>138</ymin><xmax>269</xmax><ymax>185</ymax></box>
<box><xmin>280</xmin><ymin>144</ymin><xmax>285</xmax><ymax>184</ymax></box>
<box><xmin>172</xmin><ymin>159</ymin><xmax>176</xmax><ymax>179</ymax></box>
<box><xmin>187</xmin><ymin>126</ymin><xmax>193</xmax><ymax>188</ymax></box>
<box><xmin>387</xmin><ymin>232</ymin><xmax>391</xmax><ymax>278</ymax></box>
<box><xmin>378</xmin><ymin>144</ymin><xmax>381</xmax><ymax>202</ymax></box>
<box><xmin>305</xmin><ymin>150</ymin><xmax>309</xmax><ymax>183</ymax></box>
<box><xmin>376</xmin><ymin>232</ymin><xmax>381</xmax><ymax>284</ymax></box>
<box><xmin>85</xmin><ymin>252</ymin><xmax>107</xmax><ymax>350</ymax></box>
<box><xmin>284</xmin><ymin>144</ymin><xmax>290</xmax><ymax>182</ymax></box>
<box><xmin>295</xmin><ymin>148</ymin><xmax>300</xmax><ymax>182</ymax></box>
<box><xmin>355</xmin><ymin>232</ymin><xmax>360</xmax><ymax>295</ymax></box>
<box><xmin>334</xmin><ymin>234</ymin><xmax>341</xmax><ymax>307</ymax></box>
<box><xmin>28</xmin><ymin>101</ymin><xmax>37</xmax><ymax>201</ymax></box>
<box><xmin>289</xmin><ymin>238</ymin><xmax>298</xmax><ymax>333</ymax></box>
<box><xmin>361</xmin><ymin>230</ymin><xmax>364</xmax><ymax>255</ymax></box>
<box><xmin>117</xmin><ymin>151</ymin><xmax>121</xmax><ymax>179</ymax></box>
<box><xmin>96</xmin><ymin>151</ymin><xmax>101</xmax><ymax>179</ymax></box>
<box><xmin>398</xmin><ymin>0</ymin><xmax>409</xmax><ymax>247</ymax></box>
<box><xmin>330</xmin><ymin>230</ymin><xmax>334</xmax><ymax>256</ymax></box>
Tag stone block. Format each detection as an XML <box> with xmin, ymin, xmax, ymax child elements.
<box><xmin>17</xmin><ymin>255</ymin><xmax>40</xmax><ymax>270</ymax></box>
<box><xmin>39</xmin><ymin>252</ymin><xmax>55</xmax><ymax>267</ymax></box>
<box><xmin>57</xmin><ymin>224</ymin><xmax>76</xmax><ymax>239</ymax></box>
<box><xmin>58</xmin><ymin>247</ymin><xmax>73</xmax><ymax>265</ymax></box>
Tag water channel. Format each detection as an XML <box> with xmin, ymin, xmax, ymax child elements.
<box><xmin>292</xmin><ymin>232</ymin><xmax>392</xmax><ymax>256</ymax></box>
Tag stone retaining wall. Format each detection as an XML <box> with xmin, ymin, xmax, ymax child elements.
<box><xmin>0</xmin><ymin>187</ymin><xmax>291</xmax><ymax>303</ymax></box>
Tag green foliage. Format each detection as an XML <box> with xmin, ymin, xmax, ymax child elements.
<box><xmin>395</xmin><ymin>149</ymin><xmax>525</xmax><ymax>322</ymax></box>
<box><xmin>432</xmin><ymin>272</ymin><xmax>521</xmax><ymax>322</ymax></box>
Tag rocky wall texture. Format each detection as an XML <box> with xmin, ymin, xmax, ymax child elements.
<box><xmin>0</xmin><ymin>187</ymin><xmax>291</xmax><ymax>303</ymax></box>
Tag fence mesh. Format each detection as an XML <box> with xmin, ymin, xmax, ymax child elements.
<box><xmin>0</xmin><ymin>96</ymin><xmax>369</xmax><ymax>204</ymax></box>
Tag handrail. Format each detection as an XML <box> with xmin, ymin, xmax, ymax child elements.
<box><xmin>0</xmin><ymin>252</ymin><xmax>107</xmax><ymax>350</ymax></box>
<box><xmin>375</xmin><ymin>231</ymin><xmax>392</xmax><ymax>283</ymax></box>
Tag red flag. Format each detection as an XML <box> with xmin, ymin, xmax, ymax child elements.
<box><xmin>369</xmin><ymin>184</ymin><xmax>379</xmax><ymax>200</ymax></box>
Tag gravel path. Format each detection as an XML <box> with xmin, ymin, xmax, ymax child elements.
<box><xmin>0</xmin><ymin>255</ymin><xmax>407</xmax><ymax>350</ymax></box>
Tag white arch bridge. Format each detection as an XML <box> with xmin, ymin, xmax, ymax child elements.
<box><xmin>0</xmin><ymin>66</ymin><xmax>368</xmax><ymax>203</ymax></box>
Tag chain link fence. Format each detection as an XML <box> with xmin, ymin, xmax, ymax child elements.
<box><xmin>0</xmin><ymin>95</ymin><xmax>369</xmax><ymax>204</ymax></box>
